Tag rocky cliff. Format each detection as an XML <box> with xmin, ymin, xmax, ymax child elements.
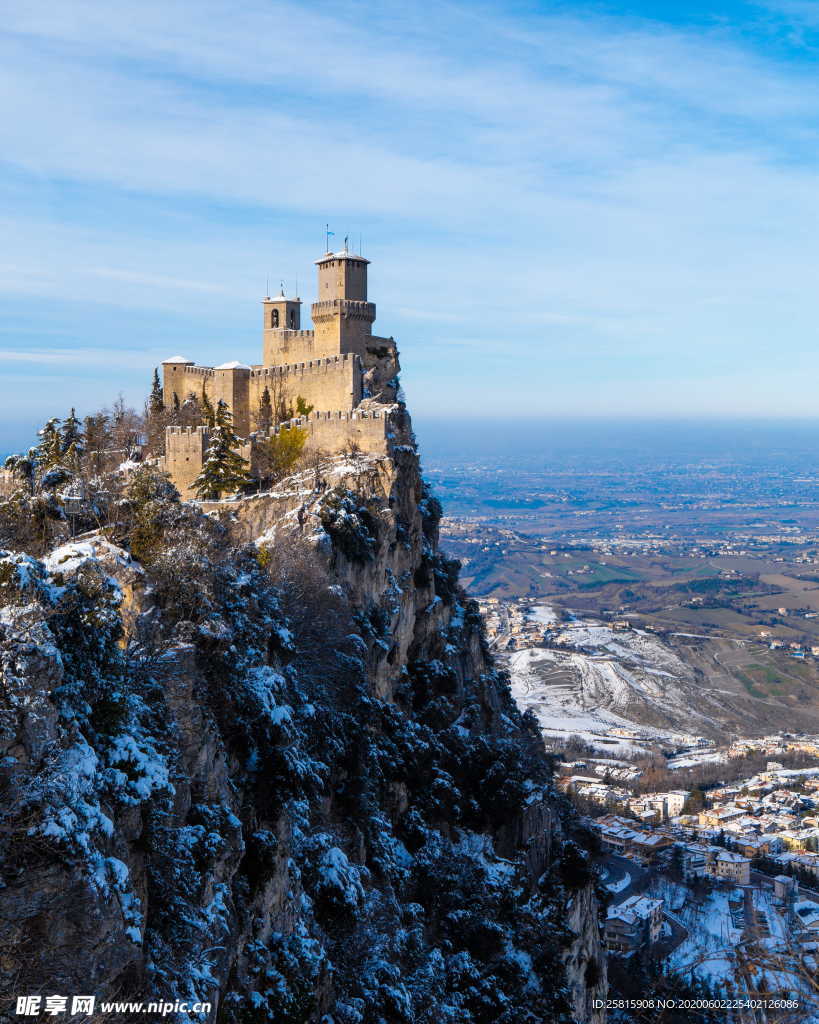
<box><xmin>0</xmin><ymin>405</ymin><xmax>606</xmax><ymax>1022</ymax></box>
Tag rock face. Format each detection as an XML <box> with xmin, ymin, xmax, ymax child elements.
<box><xmin>0</xmin><ymin>407</ymin><xmax>606</xmax><ymax>1023</ymax></box>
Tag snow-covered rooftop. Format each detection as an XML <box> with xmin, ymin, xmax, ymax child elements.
<box><xmin>162</xmin><ymin>355</ymin><xmax>194</xmax><ymax>364</ymax></box>
<box><xmin>608</xmin><ymin>893</ymin><xmax>662</xmax><ymax>923</ymax></box>
<box><xmin>315</xmin><ymin>249</ymin><xmax>370</xmax><ymax>265</ymax></box>
<box><xmin>714</xmin><ymin>849</ymin><xmax>742</xmax><ymax>862</ymax></box>
<box><xmin>215</xmin><ymin>361</ymin><xmax>251</xmax><ymax>370</ymax></box>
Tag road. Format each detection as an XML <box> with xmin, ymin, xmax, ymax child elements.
<box><xmin>601</xmin><ymin>853</ymin><xmax>648</xmax><ymax>903</ymax></box>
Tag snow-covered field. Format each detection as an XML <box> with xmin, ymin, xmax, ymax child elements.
<box><xmin>528</xmin><ymin>605</ymin><xmax>559</xmax><ymax>627</ymax></box>
<box><xmin>509</xmin><ymin>646</ymin><xmax>654</xmax><ymax>753</ymax></box>
<box><xmin>664</xmin><ymin>884</ymin><xmax>742</xmax><ymax>990</ymax></box>
<box><xmin>508</xmin><ymin>614</ymin><xmax>720</xmax><ymax>752</ymax></box>
<box><xmin>666</xmin><ymin>750</ymin><xmax>727</xmax><ymax>770</ymax></box>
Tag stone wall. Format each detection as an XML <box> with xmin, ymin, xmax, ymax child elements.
<box><xmin>213</xmin><ymin>366</ymin><xmax>251</xmax><ymax>438</ymax></box>
<box><xmin>164</xmin><ymin>355</ymin><xmax>361</xmax><ymax>442</ymax></box>
<box><xmin>248</xmin><ymin>355</ymin><xmax>360</xmax><ymax>428</ymax></box>
<box><xmin>161</xmin><ymin>407</ymin><xmax>395</xmax><ymax>500</ymax></box>
<box><xmin>285</xmin><ymin>407</ymin><xmax>392</xmax><ymax>457</ymax></box>
<box><xmin>261</xmin><ymin>328</ymin><xmax>339</xmax><ymax>366</ymax></box>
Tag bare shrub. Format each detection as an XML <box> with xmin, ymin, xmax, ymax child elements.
<box><xmin>260</xmin><ymin>533</ymin><xmax>355</xmax><ymax>679</ymax></box>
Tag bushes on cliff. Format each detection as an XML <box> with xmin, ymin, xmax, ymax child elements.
<box><xmin>118</xmin><ymin>465</ymin><xmax>180</xmax><ymax>564</ymax></box>
<box><xmin>418</xmin><ymin>482</ymin><xmax>442</xmax><ymax>541</ymax></box>
<box><xmin>259</xmin><ymin>533</ymin><xmax>355</xmax><ymax>680</ymax></box>
<box><xmin>0</xmin><ymin>490</ymin><xmax>66</xmax><ymax>556</ymax></box>
<box><xmin>557</xmin><ymin>840</ymin><xmax>594</xmax><ymax>890</ymax></box>
<box><xmin>405</xmin><ymin>834</ymin><xmax>572</xmax><ymax>1023</ymax></box>
<box><xmin>228</xmin><ymin>929</ymin><xmax>327</xmax><ymax>1024</ymax></box>
<box><xmin>256</xmin><ymin>425</ymin><xmax>308</xmax><ymax>488</ymax></box>
<box><xmin>319</xmin><ymin>489</ymin><xmax>381</xmax><ymax>564</ymax></box>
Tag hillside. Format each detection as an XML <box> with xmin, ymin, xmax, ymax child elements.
<box><xmin>507</xmin><ymin>613</ymin><xmax>819</xmax><ymax>751</ymax></box>
<box><xmin>0</xmin><ymin>408</ymin><xmax>605</xmax><ymax>1022</ymax></box>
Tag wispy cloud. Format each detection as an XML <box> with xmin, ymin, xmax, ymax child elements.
<box><xmin>0</xmin><ymin>347</ymin><xmax>168</xmax><ymax>367</ymax></box>
<box><xmin>2</xmin><ymin>0</ymin><xmax>819</xmax><ymax>423</ymax></box>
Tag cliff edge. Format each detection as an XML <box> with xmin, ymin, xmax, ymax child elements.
<box><xmin>0</xmin><ymin>406</ymin><xmax>606</xmax><ymax>1022</ymax></box>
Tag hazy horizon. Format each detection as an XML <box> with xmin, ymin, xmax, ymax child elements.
<box><xmin>8</xmin><ymin>412</ymin><xmax>819</xmax><ymax>466</ymax></box>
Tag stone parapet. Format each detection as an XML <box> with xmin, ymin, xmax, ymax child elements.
<box><xmin>311</xmin><ymin>299</ymin><xmax>375</xmax><ymax>322</ymax></box>
<box><xmin>264</xmin><ymin>329</ymin><xmax>314</xmax><ymax>341</ymax></box>
<box><xmin>250</xmin><ymin>353</ymin><xmax>358</xmax><ymax>379</ymax></box>
<box><xmin>248</xmin><ymin>354</ymin><xmax>360</xmax><ymax>421</ymax></box>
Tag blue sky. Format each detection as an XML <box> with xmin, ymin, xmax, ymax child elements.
<box><xmin>3</xmin><ymin>0</ymin><xmax>819</xmax><ymax>451</ymax></box>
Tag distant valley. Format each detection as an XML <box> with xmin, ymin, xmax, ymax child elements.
<box><xmin>426</xmin><ymin>420</ymin><xmax>819</xmax><ymax>742</ymax></box>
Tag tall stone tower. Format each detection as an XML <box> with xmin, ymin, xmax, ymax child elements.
<box><xmin>311</xmin><ymin>248</ymin><xmax>375</xmax><ymax>357</ymax></box>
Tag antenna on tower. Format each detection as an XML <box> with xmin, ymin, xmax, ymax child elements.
<box><xmin>359</xmin><ymin>232</ymin><xmax>362</xmax><ymax>256</ymax></box>
<box><xmin>266</xmin><ymin>274</ymin><xmax>269</xmax><ymax>298</ymax></box>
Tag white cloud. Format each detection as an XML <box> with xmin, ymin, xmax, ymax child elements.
<box><xmin>2</xmin><ymin>0</ymin><xmax>819</xmax><ymax>420</ymax></box>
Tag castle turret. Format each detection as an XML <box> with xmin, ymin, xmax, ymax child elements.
<box><xmin>262</xmin><ymin>290</ymin><xmax>305</xmax><ymax>366</ymax></box>
<box><xmin>315</xmin><ymin>249</ymin><xmax>369</xmax><ymax>301</ymax></box>
<box><xmin>311</xmin><ymin>247</ymin><xmax>375</xmax><ymax>357</ymax></box>
<box><xmin>213</xmin><ymin>360</ymin><xmax>251</xmax><ymax>438</ymax></box>
<box><xmin>263</xmin><ymin>290</ymin><xmax>301</xmax><ymax>332</ymax></box>
<box><xmin>161</xmin><ymin>355</ymin><xmax>195</xmax><ymax>409</ymax></box>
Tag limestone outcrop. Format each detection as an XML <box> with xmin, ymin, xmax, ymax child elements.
<box><xmin>0</xmin><ymin>409</ymin><xmax>606</xmax><ymax>1022</ymax></box>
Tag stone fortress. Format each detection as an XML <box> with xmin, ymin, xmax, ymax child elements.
<box><xmin>158</xmin><ymin>245</ymin><xmax>402</xmax><ymax>497</ymax></box>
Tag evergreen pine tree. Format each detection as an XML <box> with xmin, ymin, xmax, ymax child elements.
<box><xmin>3</xmin><ymin>453</ymin><xmax>36</xmax><ymax>494</ymax></box>
<box><xmin>83</xmin><ymin>413</ymin><xmax>110</xmax><ymax>476</ymax></box>
<box><xmin>60</xmin><ymin>408</ymin><xmax>85</xmax><ymax>469</ymax></box>
<box><xmin>35</xmin><ymin>418</ymin><xmax>63</xmax><ymax>472</ymax></box>
<box><xmin>257</xmin><ymin>386</ymin><xmax>273</xmax><ymax>432</ymax></box>
<box><xmin>149</xmin><ymin>368</ymin><xmax>164</xmax><ymax>416</ymax></box>
<box><xmin>193</xmin><ymin>400</ymin><xmax>250</xmax><ymax>499</ymax></box>
<box><xmin>201</xmin><ymin>383</ymin><xmax>216</xmax><ymax>427</ymax></box>
<box><xmin>145</xmin><ymin>369</ymin><xmax>171</xmax><ymax>455</ymax></box>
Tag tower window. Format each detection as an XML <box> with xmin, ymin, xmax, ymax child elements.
<box><xmin>289</xmin><ymin>310</ymin><xmax>296</xmax><ymax>328</ymax></box>
<box><xmin>271</xmin><ymin>309</ymin><xmax>279</xmax><ymax>328</ymax></box>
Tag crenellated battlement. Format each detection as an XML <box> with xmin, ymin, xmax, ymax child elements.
<box><xmin>165</xmin><ymin>425</ymin><xmax>210</xmax><ymax>436</ymax></box>
<box><xmin>264</xmin><ymin>329</ymin><xmax>315</xmax><ymax>341</ymax></box>
<box><xmin>311</xmin><ymin>299</ymin><xmax>375</xmax><ymax>321</ymax></box>
<box><xmin>251</xmin><ymin>353</ymin><xmax>358</xmax><ymax>378</ymax></box>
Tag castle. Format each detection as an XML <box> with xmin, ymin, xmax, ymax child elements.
<box><xmin>158</xmin><ymin>245</ymin><xmax>401</xmax><ymax>497</ymax></box>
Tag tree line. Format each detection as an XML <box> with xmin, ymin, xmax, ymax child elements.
<box><xmin>0</xmin><ymin>369</ymin><xmax>326</xmax><ymax>553</ymax></box>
